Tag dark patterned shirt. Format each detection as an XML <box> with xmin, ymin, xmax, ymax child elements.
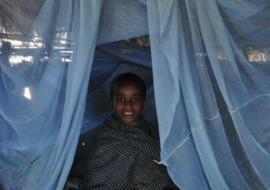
<box><xmin>84</xmin><ymin>116</ymin><xmax>179</xmax><ymax>190</ymax></box>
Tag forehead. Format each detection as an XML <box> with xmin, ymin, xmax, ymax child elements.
<box><xmin>113</xmin><ymin>83</ymin><xmax>143</xmax><ymax>96</ymax></box>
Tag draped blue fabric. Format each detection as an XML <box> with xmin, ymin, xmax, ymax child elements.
<box><xmin>97</xmin><ymin>0</ymin><xmax>148</xmax><ymax>44</ymax></box>
<box><xmin>148</xmin><ymin>0</ymin><xmax>270</xmax><ymax>189</ymax></box>
<box><xmin>1</xmin><ymin>0</ymin><xmax>270</xmax><ymax>189</ymax></box>
<box><xmin>0</xmin><ymin>0</ymin><xmax>103</xmax><ymax>189</ymax></box>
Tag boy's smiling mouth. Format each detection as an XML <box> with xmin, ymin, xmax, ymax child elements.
<box><xmin>123</xmin><ymin>111</ymin><xmax>133</xmax><ymax>116</ymax></box>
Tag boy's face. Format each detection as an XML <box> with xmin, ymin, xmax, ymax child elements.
<box><xmin>113</xmin><ymin>83</ymin><xmax>144</xmax><ymax>126</ymax></box>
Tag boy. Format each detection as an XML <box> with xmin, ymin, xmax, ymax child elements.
<box><xmin>85</xmin><ymin>73</ymin><xmax>178</xmax><ymax>189</ymax></box>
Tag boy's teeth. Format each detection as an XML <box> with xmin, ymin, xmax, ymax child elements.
<box><xmin>124</xmin><ymin>112</ymin><xmax>133</xmax><ymax>115</ymax></box>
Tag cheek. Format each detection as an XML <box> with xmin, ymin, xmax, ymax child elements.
<box><xmin>113</xmin><ymin>103</ymin><xmax>122</xmax><ymax>111</ymax></box>
<box><xmin>134</xmin><ymin>103</ymin><xmax>144</xmax><ymax>112</ymax></box>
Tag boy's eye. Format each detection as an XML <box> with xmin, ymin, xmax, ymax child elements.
<box><xmin>114</xmin><ymin>96</ymin><xmax>142</xmax><ymax>103</ymax></box>
<box><xmin>115</xmin><ymin>96</ymin><xmax>125</xmax><ymax>103</ymax></box>
<box><xmin>131</xmin><ymin>96</ymin><xmax>142</xmax><ymax>103</ymax></box>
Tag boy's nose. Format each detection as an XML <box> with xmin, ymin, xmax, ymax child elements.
<box><xmin>124</xmin><ymin>99</ymin><xmax>133</xmax><ymax>107</ymax></box>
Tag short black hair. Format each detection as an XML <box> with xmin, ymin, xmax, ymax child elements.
<box><xmin>110</xmin><ymin>73</ymin><xmax>146</xmax><ymax>100</ymax></box>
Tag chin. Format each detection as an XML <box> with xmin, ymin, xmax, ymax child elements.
<box><xmin>121</xmin><ymin>119</ymin><xmax>137</xmax><ymax>126</ymax></box>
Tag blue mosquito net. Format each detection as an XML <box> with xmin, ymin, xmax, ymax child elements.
<box><xmin>0</xmin><ymin>0</ymin><xmax>270</xmax><ymax>189</ymax></box>
<box><xmin>0</xmin><ymin>0</ymin><xmax>103</xmax><ymax>189</ymax></box>
<box><xmin>148</xmin><ymin>0</ymin><xmax>270</xmax><ymax>189</ymax></box>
